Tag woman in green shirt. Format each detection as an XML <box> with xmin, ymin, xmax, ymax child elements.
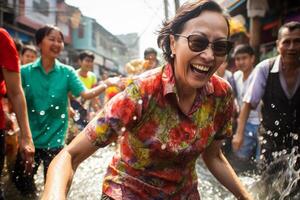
<box><xmin>13</xmin><ymin>25</ymin><xmax>122</xmax><ymax>196</ymax></box>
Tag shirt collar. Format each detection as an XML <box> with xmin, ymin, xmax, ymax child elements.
<box><xmin>161</xmin><ymin>63</ymin><xmax>214</xmax><ymax>97</ymax></box>
<box><xmin>32</xmin><ymin>57</ymin><xmax>59</xmax><ymax>72</ymax></box>
<box><xmin>270</xmin><ymin>55</ymin><xmax>281</xmax><ymax>73</ymax></box>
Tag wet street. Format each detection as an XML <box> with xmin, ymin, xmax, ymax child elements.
<box><xmin>3</xmin><ymin>144</ymin><xmax>262</xmax><ymax>200</ymax></box>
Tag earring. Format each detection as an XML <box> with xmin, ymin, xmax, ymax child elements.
<box><xmin>170</xmin><ymin>53</ymin><xmax>174</xmax><ymax>58</ymax></box>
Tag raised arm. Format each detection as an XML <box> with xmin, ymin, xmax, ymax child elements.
<box><xmin>41</xmin><ymin>132</ymin><xmax>98</xmax><ymax>200</ymax></box>
<box><xmin>80</xmin><ymin>77</ymin><xmax>123</xmax><ymax>100</ymax></box>
<box><xmin>2</xmin><ymin>68</ymin><xmax>35</xmax><ymax>173</ymax></box>
<box><xmin>202</xmin><ymin>140</ymin><xmax>253</xmax><ymax>200</ymax></box>
<box><xmin>232</xmin><ymin>102</ymin><xmax>251</xmax><ymax>151</ymax></box>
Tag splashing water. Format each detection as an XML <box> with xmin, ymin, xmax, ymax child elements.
<box><xmin>251</xmin><ymin>147</ymin><xmax>300</xmax><ymax>200</ymax></box>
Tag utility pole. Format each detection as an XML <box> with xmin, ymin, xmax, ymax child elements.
<box><xmin>174</xmin><ymin>0</ymin><xmax>180</xmax><ymax>12</ymax></box>
<box><xmin>164</xmin><ymin>0</ymin><xmax>169</xmax><ymax>21</ymax></box>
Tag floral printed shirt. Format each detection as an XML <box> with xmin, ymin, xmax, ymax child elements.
<box><xmin>85</xmin><ymin>64</ymin><xmax>233</xmax><ymax>200</ymax></box>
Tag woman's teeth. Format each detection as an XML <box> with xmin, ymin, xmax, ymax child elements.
<box><xmin>192</xmin><ymin>64</ymin><xmax>209</xmax><ymax>72</ymax></box>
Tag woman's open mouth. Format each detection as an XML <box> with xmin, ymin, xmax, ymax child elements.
<box><xmin>190</xmin><ymin>64</ymin><xmax>210</xmax><ymax>74</ymax></box>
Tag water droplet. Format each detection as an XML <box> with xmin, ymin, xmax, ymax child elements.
<box><xmin>55</xmin><ymin>106</ymin><xmax>59</xmax><ymax>110</ymax></box>
<box><xmin>57</xmin><ymin>139</ymin><xmax>61</xmax><ymax>143</ymax></box>
<box><xmin>61</xmin><ymin>114</ymin><xmax>66</xmax><ymax>119</ymax></box>
<box><xmin>261</xmin><ymin>149</ymin><xmax>266</xmax><ymax>153</ymax></box>
<box><xmin>274</xmin><ymin>120</ymin><xmax>279</xmax><ymax>126</ymax></box>
<box><xmin>271</xmin><ymin>104</ymin><xmax>275</xmax><ymax>108</ymax></box>
<box><xmin>74</xmin><ymin>113</ymin><xmax>80</xmax><ymax>121</ymax></box>
<box><xmin>262</xmin><ymin>139</ymin><xmax>267</xmax><ymax>144</ymax></box>
<box><xmin>248</xmin><ymin>131</ymin><xmax>253</xmax><ymax>137</ymax></box>
<box><xmin>293</xmin><ymin>134</ymin><xmax>298</xmax><ymax>140</ymax></box>
<box><xmin>138</xmin><ymin>99</ymin><xmax>143</xmax><ymax>105</ymax></box>
<box><xmin>267</xmin><ymin>130</ymin><xmax>272</xmax><ymax>135</ymax></box>
<box><xmin>31</xmin><ymin>109</ymin><xmax>35</xmax><ymax>113</ymax></box>
<box><xmin>67</xmin><ymin>75</ymin><xmax>69</xmax><ymax>77</ymax></box>
<box><xmin>282</xmin><ymin>149</ymin><xmax>287</xmax><ymax>155</ymax></box>
<box><xmin>40</xmin><ymin>110</ymin><xmax>45</xmax><ymax>115</ymax></box>
<box><xmin>25</xmin><ymin>160</ymin><xmax>29</xmax><ymax>164</ymax></box>
<box><xmin>133</xmin><ymin>116</ymin><xmax>137</xmax><ymax>120</ymax></box>
<box><xmin>26</xmin><ymin>84</ymin><xmax>30</xmax><ymax>87</ymax></box>
<box><xmin>121</xmin><ymin>127</ymin><xmax>126</xmax><ymax>132</ymax></box>
<box><xmin>51</xmin><ymin>95</ymin><xmax>55</xmax><ymax>98</ymax></box>
<box><xmin>274</xmin><ymin>132</ymin><xmax>278</xmax><ymax>137</ymax></box>
<box><xmin>50</xmin><ymin>104</ymin><xmax>54</xmax><ymax>107</ymax></box>
<box><xmin>47</xmin><ymin>127</ymin><xmax>50</xmax><ymax>130</ymax></box>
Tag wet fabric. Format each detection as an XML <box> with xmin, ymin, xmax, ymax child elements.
<box><xmin>21</xmin><ymin>58</ymin><xmax>85</xmax><ymax>148</ymax></box>
<box><xmin>0</xmin><ymin>28</ymin><xmax>20</xmax><ymax>129</ymax></box>
<box><xmin>85</xmin><ymin>64</ymin><xmax>233</xmax><ymax>200</ymax></box>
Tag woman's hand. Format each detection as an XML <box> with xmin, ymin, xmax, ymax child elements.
<box><xmin>19</xmin><ymin>135</ymin><xmax>35</xmax><ymax>175</ymax></box>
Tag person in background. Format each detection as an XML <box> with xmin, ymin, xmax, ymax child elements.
<box><xmin>20</xmin><ymin>45</ymin><xmax>38</xmax><ymax>65</ymax></box>
<box><xmin>0</xmin><ymin>28</ymin><xmax>34</xmax><ymax>200</ymax></box>
<box><xmin>42</xmin><ymin>1</ymin><xmax>253</xmax><ymax>199</ymax></box>
<box><xmin>125</xmin><ymin>47</ymin><xmax>160</xmax><ymax>75</ymax></box>
<box><xmin>235</xmin><ymin>21</ymin><xmax>300</xmax><ymax>168</ymax></box>
<box><xmin>75</xmin><ymin>51</ymin><xmax>101</xmax><ymax>115</ymax></box>
<box><xmin>231</xmin><ymin>44</ymin><xmax>261</xmax><ymax>168</ymax></box>
<box><xmin>12</xmin><ymin>25</ymin><xmax>122</xmax><ymax>196</ymax></box>
<box><xmin>67</xmin><ymin>51</ymin><xmax>101</xmax><ymax>143</ymax></box>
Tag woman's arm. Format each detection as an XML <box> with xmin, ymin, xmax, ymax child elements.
<box><xmin>232</xmin><ymin>102</ymin><xmax>251</xmax><ymax>151</ymax></box>
<box><xmin>41</xmin><ymin>132</ymin><xmax>98</xmax><ymax>200</ymax></box>
<box><xmin>3</xmin><ymin>68</ymin><xmax>35</xmax><ymax>173</ymax></box>
<box><xmin>202</xmin><ymin>140</ymin><xmax>253</xmax><ymax>200</ymax></box>
<box><xmin>80</xmin><ymin>77</ymin><xmax>123</xmax><ymax>100</ymax></box>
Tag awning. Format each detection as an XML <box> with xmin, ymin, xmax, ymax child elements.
<box><xmin>220</xmin><ymin>0</ymin><xmax>247</xmax><ymax>13</ymax></box>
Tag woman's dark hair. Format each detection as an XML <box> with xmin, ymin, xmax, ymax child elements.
<box><xmin>35</xmin><ymin>25</ymin><xmax>64</xmax><ymax>45</ymax></box>
<box><xmin>157</xmin><ymin>0</ymin><xmax>230</xmax><ymax>64</ymax></box>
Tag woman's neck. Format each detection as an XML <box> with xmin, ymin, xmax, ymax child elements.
<box><xmin>41</xmin><ymin>57</ymin><xmax>55</xmax><ymax>73</ymax></box>
<box><xmin>175</xmin><ymin>79</ymin><xmax>197</xmax><ymax>114</ymax></box>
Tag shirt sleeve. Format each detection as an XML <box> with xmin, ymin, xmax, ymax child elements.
<box><xmin>67</xmin><ymin>67</ymin><xmax>86</xmax><ymax>97</ymax></box>
<box><xmin>0</xmin><ymin>29</ymin><xmax>20</xmax><ymax>72</ymax></box>
<box><xmin>84</xmin><ymin>82</ymin><xmax>143</xmax><ymax>147</ymax></box>
<box><xmin>243</xmin><ymin>59</ymin><xmax>270</xmax><ymax>109</ymax></box>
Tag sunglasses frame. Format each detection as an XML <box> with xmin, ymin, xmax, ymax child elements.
<box><xmin>174</xmin><ymin>34</ymin><xmax>233</xmax><ymax>56</ymax></box>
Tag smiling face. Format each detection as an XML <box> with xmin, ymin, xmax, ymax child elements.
<box><xmin>170</xmin><ymin>11</ymin><xmax>229</xmax><ymax>90</ymax></box>
<box><xmin>21</xmin><ymin>49</ymin><xmax>37</xmax><ymax>65</ymax></box>
<box><xmin>79</xmin><ymin>56</ymin><xmax>94</xmax><ymax>72</ymax></box>
<box><xmin>39</xmin><ymin>29</ymin><xmax>64</xmax><ymax>59</ymax></box>
<box><xmin>277</xmin><ymin>28</ymin><xmax>300</xmax><ymax>64</ymax></box>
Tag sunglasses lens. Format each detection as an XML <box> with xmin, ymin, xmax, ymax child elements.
<box><xmin>212</xmin><ymin>41</ymin><xmax>232</xmax><ymax>56</ymax></box>
<box><xmin>186</xmin><ymin>35</ymin><xmax>232</xmax><ymax>56</ymax></box>
<box><xmin>188</xmin><ymin>35</ymin><xmax>209</xmax><ymax>52</ymax></box>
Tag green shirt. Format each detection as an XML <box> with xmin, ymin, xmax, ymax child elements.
<box><xmin>21</xmin><ymin>58</ymin><xmax>85</xmax><ymax>148</ymax></box>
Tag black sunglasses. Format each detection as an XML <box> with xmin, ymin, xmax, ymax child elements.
<box><xmin>175</xmin><ymin>34</ymin><xmax>233</xmax><ymax>56</ymax></box>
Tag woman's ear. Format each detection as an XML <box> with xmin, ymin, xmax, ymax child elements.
<box><xmin>169</xmin><ymin>35</ymin><xmax>176</xmax><ymax>55</ymax></box>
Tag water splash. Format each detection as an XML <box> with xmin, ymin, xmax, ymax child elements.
<box><xmin>251</xmin><ymin>147</ymin><xmax>300</xmax><ymax>200</ymax></box>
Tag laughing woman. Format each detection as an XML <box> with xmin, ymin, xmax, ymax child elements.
<box><xmin>42</xmin><ymin>1</ymin><xmax>253</xmax><ymax>200</ymax></box>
